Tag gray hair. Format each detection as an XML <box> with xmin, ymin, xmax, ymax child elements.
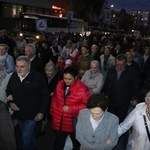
<box><xmin>145</xmin><ymin>91</ymin><xmax>150</xmax><ymax>103</ymax></box>
<box><xmin>91</xmin><ymin>44</ymin><xmax>98</xmax><ymax>50</ymax></box>
<box><xmin>90</xmin><ymin>60</ymin><xmax>100</xmax><ymax>68</ymax></box>
<box><xmin>45</xmin><ymin>61</ymin><xmax>58</xmax><ymax>75</ymax></box>
<box><xmin>16</xmin><ymin>55</ymin><xmax>31</xmax><ymax>65</ymax></box>
<box><xmin>25</xmin><ymin>44</ymin><xmax>36</xmax><ymax>54</ymax></box>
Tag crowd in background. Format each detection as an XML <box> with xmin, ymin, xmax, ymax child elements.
<box><xmin>0</xmin><ymin>28</ymin><xmax>150</xmax><ymax>150</ymax></box>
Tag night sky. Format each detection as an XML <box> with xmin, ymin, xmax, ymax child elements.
<box><xmin>107</xmin><ymin>0</ymin><xmax>150</xmax><ymax>12</ymax></box>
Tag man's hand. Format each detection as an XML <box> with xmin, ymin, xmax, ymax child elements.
<box><xmin>7</xmin><ymin>95</ymin><xmax>13</xmax><ymax>101</ymax></box>
<box><xmin>34</xmin><ymin>113</ymin><xmax>44</xmax><ymax>121</ymax></box>
<box><xmin>10</xmin><ymin>103</ymin><xmax>20</xmax><ymax>111</ymax></box>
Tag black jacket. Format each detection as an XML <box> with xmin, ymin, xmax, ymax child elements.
<box><xmin>104</xmin><ymin>65</ymin><xmax>140</xmax><ymax>106</ymax></box>
<box><xmin>6</xmin><ymin>70</ymin><xmax>50</xmax><ymax>120</ymax></box>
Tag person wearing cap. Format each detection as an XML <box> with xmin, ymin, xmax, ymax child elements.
<box><xmin>65</xmin><ymin>59</ymin><xmax>73</xmax><ymax>68</ymax></box>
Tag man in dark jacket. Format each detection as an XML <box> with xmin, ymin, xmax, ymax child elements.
<box><xmin>6</xmin><ymin>55</ymin><xmax>49</xmax><ymax>150</ymax></box>
<box><xmin>0</xmin><ymin>100</ymin><xmax>16</xmax><ymax>150</ymax></box>
<box><xmin>104</xmin><ymin>54</ymin><xmax>140</xmax><ymax>123</ymax></box>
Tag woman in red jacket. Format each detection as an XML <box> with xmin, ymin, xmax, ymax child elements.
<box><xmin>50</xmin><ymin>67</ymin><xmax>91</xmax><ymax>150</ymax></box>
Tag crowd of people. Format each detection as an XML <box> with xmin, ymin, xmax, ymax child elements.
<box><xmin>0</xmin><ymin>28</ymin><xmax>150</xmax><ymax>150</ymax></box>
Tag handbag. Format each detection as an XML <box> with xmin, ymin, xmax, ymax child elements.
<box><xmin>143</xmin><ymin>115</ymin><xmax>150</xmax><ymax>141</ymax></box>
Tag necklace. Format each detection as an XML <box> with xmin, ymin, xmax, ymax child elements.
<box><xmin>146</xmin><ymin>108</ymin><xmax>150</xmax><ymax>121</ymax></box>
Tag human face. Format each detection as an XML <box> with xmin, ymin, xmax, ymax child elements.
<box><xmin>115</xmin><ymin>44</ymin><xmax>121</xmax><ymax>51</ymax></box>
<box><xmin>104</xmin><ymin>48</ymin><xmax>110</xmax><ymax>56</ymax></box>
<box><xmin>25</xmin><ymin>47</ymin><xmax>34</xmax><ymax>58</ymax></box>
<box><xmin>91</xmin><ymin>46</ymin><xmax>97</xmax><ymax>54</ymax></box>
<box><xmin>45</xmin><ymin>69</ymin><xmax>54</xmax><ymax>78</ymax></box>
<box><xmin>126</xmin><ymin>53</ymin><xmax>133</xmax><ymax>64</ymax></box>
<box><xmin>90</xmin><ymin>107</ymin><xmax>104</xmax><ymax>121</ymax></box>
<box><xmin>63</xmin><ymin>73</ymin><xmax>76</xmax><ymax>86</ymax></box>
<box><xmin>0</xmin><ymin>46</ymin><xmax>7</xmax><ymax>56</ymax></box>
<box><xmin>16</xmin><ymin>60</ymin><xmax>30</xmax><ymax>77</ymax></box>
<box><xmin>90</xmin><ymin>63</ymin><xmax>98</xmax><ymax>74</ymax></box>
<box><xmin>116</xmin><ymin>59</ymin><xmax>126</xmax><ymax>72</ymax></box>
<box><xmin>81</xmin><ymin>47</ymin><xmax>88</xmax><ymax>55</ymax></box>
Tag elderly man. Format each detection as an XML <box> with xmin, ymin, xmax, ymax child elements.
<box><xmin>6</xmin><ymin>56</ymin><xmax>49</xmax><ymax>150</ymax></box>
<box><xmin>25</xmin><ymin>43</ymin><xmax>44</xmax><ymax>75</ymax></box>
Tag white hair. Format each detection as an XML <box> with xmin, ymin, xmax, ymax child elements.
<box><xmin>90</xmin><ymin>60</ymin><xmax>100</xmax><ymax>68</ymax></box>
<box><xmin>145</xmin><ymin>91</ymin><xmax>150</xmax><ymax>103</ymax></box>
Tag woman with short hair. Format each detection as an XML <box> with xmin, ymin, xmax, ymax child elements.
<box><xmin>76</xmin><ymin>93</ymin><xmax>119</xmax><ymax>150</ymax></box>
<box><xmin>50</xmin><ymin>66</ymin><xmax>91</xmax><ymax>150</ymax></box>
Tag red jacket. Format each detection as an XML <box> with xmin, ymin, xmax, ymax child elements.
<box><xmin>50</xmin><ymin>77</ymin><xmax>90</xmax><ymax>132</ymax></box>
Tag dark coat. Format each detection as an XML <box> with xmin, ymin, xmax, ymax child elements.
<box><xmin>31</xmin><ymin>55</ymin><xmax>45</xmax><ymax>76</ymax></box>
<box><xmin>104</xmin><ymin>66</ymin><xmax>140</xmax><ymax>107</ymax></box>
<box><xmin>0</xmin><ymin>101</ymin><xmax>16</xmax><ymax>150</ymax></box>
<box><xmin>6</xmin><ymin>70</ymin><xmax>50</xmax><ymax>120</ymax></box>
<box><xmin>140</xmin><ymin>57</ymin><xmax>150</xmax><ymax>101</ymax></box>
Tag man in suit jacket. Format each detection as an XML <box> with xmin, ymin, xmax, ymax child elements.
<box><xmin>104</xmin><ymin>54</ymin><xmax>140</xmax><ymax>123</ymax></box>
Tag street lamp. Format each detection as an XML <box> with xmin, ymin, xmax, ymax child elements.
<box><xmin>111</xmin><ymin>5</ymin><xmax>114</xmax><ymax>8</ymax></box>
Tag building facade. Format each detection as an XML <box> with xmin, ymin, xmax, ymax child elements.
<box><xmin>0</xmin><ymin>0</ymin><xmax>53</xmax><ymax>29</ymax></box>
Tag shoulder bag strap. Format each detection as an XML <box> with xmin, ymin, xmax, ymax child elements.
<box><xmin>143</xmin><ymin>115</ymin><xmax>150</xmax><ymax>141</ymax></box>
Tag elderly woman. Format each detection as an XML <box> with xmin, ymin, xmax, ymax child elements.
<box><xmin>76</xmin><ymin>93</ymin><xmax>119</xmax><ymax>150</ymax></box>
<box><xmin>118</xmin><ymin>91</ymin><xmax>150</xmax><ymax>150</ymax></box>
<box><xmin>0</xmin><ymin>44</ymin><xmax>15</xmax><ymax>74</ymax></box>
<box><xmin>39</xmin><ymin>61</ymin><xmax>60</xmax><ymax>134</ymax></box>
<box><xmin>81</xmin><ymin>60</ymin><xmax>104</xmax><ymax>94</ymax></box>
<box><xmin>45</xmin><ymin>61</ymin><xmax>60</xmax><ymax>97</ymax></box>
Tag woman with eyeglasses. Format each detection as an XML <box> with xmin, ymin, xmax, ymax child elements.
<box><xmin>76</xmin><ymin>93</ymin><xmax>119</xmax><ymax>150</ymax></box>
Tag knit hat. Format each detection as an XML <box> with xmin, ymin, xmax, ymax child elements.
<box><xmin>65</xmin><ymin>59</ymin><xmax>72</xmax><ymax>65</ymax></box>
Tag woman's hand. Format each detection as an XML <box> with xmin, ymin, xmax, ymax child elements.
<box><xmin>106</xmin><ymin>139</ymin><xmax>112</xmax><ymax>144</ymax></box>
<box><xmin>90</xmin><ymin>85</ymin><xmax>96</xmax><ymax>89</ymax></box>
<box><xmin>63</xmin><ymin>106</ymin><xmax>69</xmax><ymax>112</ymax></box>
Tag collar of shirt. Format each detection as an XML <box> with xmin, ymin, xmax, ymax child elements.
<box><xmin>30</xmin><ymin>55</ymin><xmax>36</xmax><ymax>62</ymax></box>
<box><xmin>90</xmin><ymin>113</ymin><xmax>104</xmax><ymax>131</ymax></box>
<box><xmin>18</xmin><ymin>71</ymin><xmax>30</xmax><ymax>82</ymax></box>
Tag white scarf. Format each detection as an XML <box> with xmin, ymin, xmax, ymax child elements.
<box><xmin>69</xmin><ymin>48</ymin><xmax>79</xmax><ymax>57</ymax></box>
